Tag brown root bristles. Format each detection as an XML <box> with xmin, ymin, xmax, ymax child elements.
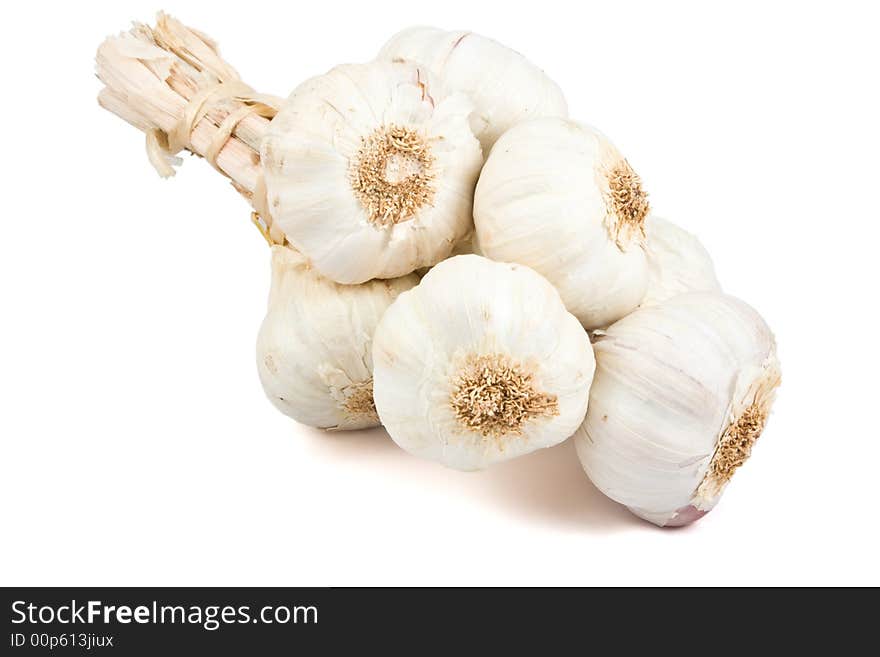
<box><xmin>603</xmin><ymin>158</ymin><xmax>650</xmax><ymax>247</ymax></box>
<box><xmin>449</xmin><ymin>353</ymin><xmax>558</xmax><ymax>438</ymax></box>
<box><xmin>705</xmin><ymin>404</ymin><xmax>767</xmax><ymax>486</ymax></box>
<box><xmin>350</xmin><ymin>125</ymin><xmax>436</xmax><ymax>227</ymax></box>
<box><xmin>341</xmin><ymin>380</ymin><xmax>380</xmax><ymax>426</ymax></box>
<box><xmin>697</xmin><ymin>363</ymin><xmax>781</xmax><ymax>500</ymax></box>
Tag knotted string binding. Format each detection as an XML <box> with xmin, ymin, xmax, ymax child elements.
<box><xmin>145</xmin><ymin>79</ymin><xmax>286</xmax><ymax>246</ymax></box>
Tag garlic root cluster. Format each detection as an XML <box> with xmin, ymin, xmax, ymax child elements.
<box><xmin>96</xmin><ymin>14</ymin><xmax>780</xmax><ymax>528</ymax></box>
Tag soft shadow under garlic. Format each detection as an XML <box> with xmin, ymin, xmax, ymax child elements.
<box><xmin>303</xmin><ymin>428</ymin><xmax>638</xmax><ymax>532</ymax></box>
<box><xmin>474</xmin><ymin>440</ymin><xmax>639</xmax><ymax>531</ymax></box>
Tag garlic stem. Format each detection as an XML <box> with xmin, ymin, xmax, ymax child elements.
<box><xmin>95</xmin><ymin>12</ymin><xmax>282</xmax><ymax>240</ymax></box>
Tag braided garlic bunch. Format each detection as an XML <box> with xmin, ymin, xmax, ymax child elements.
<box><xmin>97</xmin><ymin>14</ymin><xmax>779</xmax><ymax>526</ymax></box>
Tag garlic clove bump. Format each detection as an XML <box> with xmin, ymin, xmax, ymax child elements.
<box><xmin>641</xmin><ymin>216</ymin><xmax>721</xmax><ymax>307</ymax></box>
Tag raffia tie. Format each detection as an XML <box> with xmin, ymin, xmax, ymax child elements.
<box><xmin>145</xmin><ymin>80</ymin><xmax>286</xmax><ymax>246</ymax></box>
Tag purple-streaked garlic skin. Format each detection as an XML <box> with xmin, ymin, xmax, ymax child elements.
<box><xmin>575</xmin><ymin>293</ymin><xmax>781</xmax><ymax>529</ymax></box>
<box><xmin>627</xmin><ymin>504</ymin><xmax>711</xmax><ymax>528</ymax></box>
<box><xmin>663</xmin><ymin>505</ymin><xmax>710</xmax><ymax>528</ymax></box>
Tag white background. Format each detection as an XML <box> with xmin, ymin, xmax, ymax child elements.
<box><xmin>1</xmin><ymin>0</ymin><xmax>878</xmax><ymax>586</ymax></box>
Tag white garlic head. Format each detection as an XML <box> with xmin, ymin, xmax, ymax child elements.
<box><xmin>372</xmin><ymin>255</ymin><xmax>595</xmax><ymax>471</ymax></box>
<box><xmin>641</xmin><ymin>216</ymin><xmax>721</xmax><ymax>307</ymax></box>
<box><xmin>377</xmin><ymin>27</ymin><xmax>568</xmax><ymax>153</ymax></box>
<box><xmin>257</xmin><ymin>246</ymin><xmax>419</xmax><ymax>430</ymax></box>
<box><xmin>474</xmin><ymin>117</ymin><xmax>650</xmax><ymax>329</ymax></box>
<box><xmin>262</xmin><ymin>60</ymin><xmax>483</xmax><ymax>284</ymax></box>
<box><xmin>574</xmin><ymin>292</ymin><xmax>781</xmax><ymax>527</ymax></box>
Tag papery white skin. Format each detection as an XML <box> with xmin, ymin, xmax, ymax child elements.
<box><xmin>257</xmin><ymin>246</ymin><xmax>419</xmax><ymax>430</ymax></box>
<box><xmin>378</xmin><ymin>26</ymin><xmax>568</xmax><ymax>153</ymax></box>
<box><xmin>475</xmin><ymin>118</ymin><xmax>648</xmax><ymax>329</ymax></box>
<box><xmin>642</xmin><ymin>216</ymin><xmax>721</xmax><ymax>307</ymax></box>
<box><xmin>574</xmin><ymin>293</ymin><xmax>780</xmax><ymax>527</ymax></box>
<box><xmin>372</xmin><ymin>255</ymin><xmax>595</xmax><ymax>471</ymax></box>
<box><xmin>449</xmin><ymin>231</ymin><xmax>482</xmax><ymax>257</ymax></box>
<box><xmin>415</xmin><ymin>231</ymin><xmax>481</xmax><ymax>278</ymax></box>
<box><xmin>262</xmin><ymin>60</ymin><xmax>483</xmax><ymax>284</ymax></box>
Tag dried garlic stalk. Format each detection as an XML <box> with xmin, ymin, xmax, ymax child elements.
<box><xmin>95</xmin><ymin>14</ymin><xmax>420</xmax><ymax>431</ymax></box>
<box><xmin>95</xmin><ymin>12</ymin><xmax>285</xmax><ymax>243</ymax></box>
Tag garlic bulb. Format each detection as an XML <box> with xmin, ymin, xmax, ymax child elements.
<box><xmin>257</xmin><ymin>246</ymin><xmax>419</xmax><ymax>430</ymax></box>
<box><xmin>642</xmin><ymin>216</ymin><xmax>721</xmax><ymax>307</ymax></box>
<box><xmin>262</xmin><ymin>60</ymin><xmax>483</xmax><ymax>285</ymax></box>
<box><xmin>372</xmin><ymin>255</ymin><xmax>595</xmax><ymax>470</ymax></box>
<box><xmin>474</xmin><ymin>118</ymin><xmax>649</xmax><ymax>330</ymax></box>
<box><xmin>574</xmin><ymin>292</ymin><xmax>781</xmax><ymax>527</ymax></box>
<box><xmin>378</xmin><ymin>27</ymin><xmax>567</xmax><ymax>154</ymax></box>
